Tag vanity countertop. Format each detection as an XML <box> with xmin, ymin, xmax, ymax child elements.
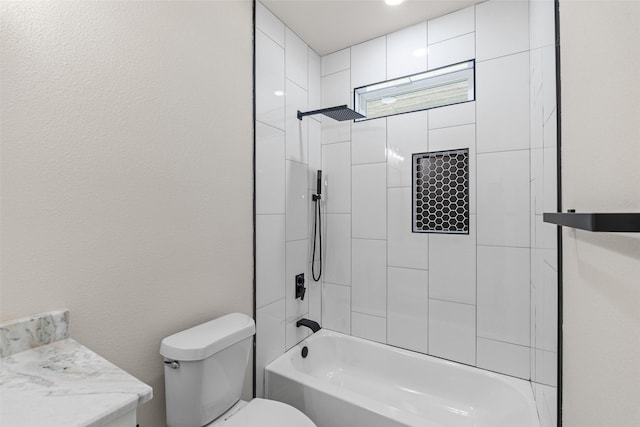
<box><xmin>0</xmin><ymin>337</ymin><xmax>153</xmax><ymax>427</ymax></box>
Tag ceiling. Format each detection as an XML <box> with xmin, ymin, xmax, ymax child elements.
<box><xmin>261</xmin><ymin>0</ymin><xmax>483</xmax><ymax>56</ymax></box>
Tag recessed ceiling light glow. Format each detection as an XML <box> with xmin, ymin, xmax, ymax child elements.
<box><xmin>381</xmin><ymin>96</ymin><xmax>397</xmax><ymax>105</ymax></box>
<box><xmin>274</xmin><ymin>90</ymin><xmax>285</xmax><ymax>97</ymax></box>
<box><xmin>413</xmin><ymin>48</ymin><xmax>427</xmax><ymax>57</ymax></box>
<box><xmin>385</xmin><ymin>0</ymin><xmax>405</xmax><ymax>6</ymax></box>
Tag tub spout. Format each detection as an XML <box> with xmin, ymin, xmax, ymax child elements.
<box><xmin>296</xmin><ymin>318</ymin><xmax>321</xmax><ymax>333</ymax></box>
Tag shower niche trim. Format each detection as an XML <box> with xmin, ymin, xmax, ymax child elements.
<box><xmin>412</xmin><ymin>148</ymin><xmax>470</xmax><ymax>234</ymax></box>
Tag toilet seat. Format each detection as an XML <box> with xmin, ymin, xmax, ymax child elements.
<box><xmin>211</xmin><ymin>398</ymin><xmax>316</xmax><ymax>427</ymax></box>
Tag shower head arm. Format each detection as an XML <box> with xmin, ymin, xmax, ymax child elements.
<box><xmin>297</xmin><ymin>105</ymin><xmax>365</xmax><ymax>121</ymax></box>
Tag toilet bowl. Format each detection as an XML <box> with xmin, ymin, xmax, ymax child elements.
<box><xmin>208</xmin><ymin>398</ymin><xmax>315</xmax><ymax>427</ymax></box>
<box><xmin>160</xmin><ymin>313</ymin><xmax>316</xmax><ymax>427</ymax></box>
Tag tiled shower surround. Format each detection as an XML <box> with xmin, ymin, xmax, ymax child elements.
<box><xmin>255</xmin><ymin>1</ymin><xmax>558</xmax><ymax>425</ymax></box>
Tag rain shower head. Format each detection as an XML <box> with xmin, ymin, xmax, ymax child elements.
<box><xmin>297</xmin><ymin>105</ymin><xmax>365</xmax><ymax>122</ymax></box>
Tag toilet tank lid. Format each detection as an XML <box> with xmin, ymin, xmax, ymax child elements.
<box><xmin>160</xmin><ymin>313</ymin><xmax>255</xmax><ymax>361</ymax></box>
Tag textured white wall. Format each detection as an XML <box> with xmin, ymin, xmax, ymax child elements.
<box><xmin>560</xmin><ymin>1</ymin><xmax>640</xmax><ymax>426</ymax></box>
<box><xmin>0</xmin><ymin>1</ymin><xmax>254</xmax><ymax>425</ymax></box>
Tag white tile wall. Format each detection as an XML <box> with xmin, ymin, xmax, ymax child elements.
<box><xmin>477</xmin><ymin>150</ymin><xmax>530</xmax><ymax>247</ymax></box>
<box><xmin>476</xmin><ymin>52</ymin><xmax>530</xmax><ymax>153</ymax></box>
<box><xmin>541</xmin><ymin>262</ymin><xmax>558</xmax><ymax>352</ymax></box>
<box><xmin>386</xmin><ymin>23</ymin><xmax>428</xmax><ymax>79</ymax></box>
<box><xmin>428</xmin><ymin>6</ymin><xmax>475</xmax><ymax>45</ymax></box>
<box><xmin>475</xmin><ymin>0</ymin><xmax>529</xmax><ymax>61</ymax></box>
<box><xmin>285</xmin><ymin>28</ymin><xmax>308</xmax><ymax>90</ymax></box>
<box><xmin>256</xmin><ymin>299</ymin><xmax>285</xmax><ymax>397</ymax></box>
<box><xmin>308</xmin><ymin>48</ymin><xmax>322</xmax><ymax>112</ymax></box>
<box><xmin>387</xmin><ymin>188</ymin><xmax>429</xmax><ymax>270</ymax></box>
<box><xmin>352</xmin><ymin>239</ymin><xmax>387</xmax><ymax>317</ymax></box>
<box><xmin>428</xmin><ymin>33</ymin><xmax>475</xmax><ymax>70</ymax></box>
<box><xmin>256</xmin><ymin>1</ymin><xmax>557</xmax><ymax>397</ymax></box>
<box><xmin>352</xmin><ymin>312</ymin><xmax>387</xmax><ymax>344</ymax></box>
<box><xmin>256</xmin><ymin>122</ymin><xmax>285</xmax><ymax>215</ymax></box>
<box><xmin>322</xmin><ymin>69</ymin><xmax>351</xmax><ymax>109</ymax></box>
<box><xmin>324</xmin><ymin>214</ymin><xmax>351</xmax><ymax>286</ymax></box>
<box><xmin>256</xmin><ymin>2</ymin><xmax>284</xmax><ymax>47</ymax></box>
<box><xmin>321</xmin><ymin>48</ymin><xmax>350</xmax><ymax>76</ymax></box>
<box><xmin>285</xmin><ymin>79</ymin><xmax>308</xmax><ymax>163</ymax></box>
<box><xmin>308</xmin><ymin>118</ymin><xmax>321</xmax><ymax>186</ymax></box>
<box><xmin>322</xmin><ymin>283</ymin><xmax>351</xmax><ymax>333</ymax></box>
<box><xmin>256</xmin><ymin>30</ymin><xmax>285</xmax><ymax>130</ymax></box>
<box><xmin>352</xmin><ymin>119</ymin><xmax>387</xmax><ymax>165</ymax></box>
<box><xmin>429</xmin><ymin>102</ymin><xmax>475</xmax><ymax>130</ymax></box>
<box><xmin>477</xmin><ymin>245</ymin><xmax>530</xmax><ymax>346</ymax></box>
<box><xmin>429</xmin><ymin>215</ymin><xmax>476</xmax><ymax>305</ymax></box>
<box><xmin>542</xmin><ymin>46</ymin><xmax>556</xmax><ymax>122</ymax></box>
<box><xmin>388</xmin><ymin>267</ymin><xmax>428</xmax><ymax>353</ymax></box>
<box><xmin>321</xmin><ymin>142</ymin><xmax>351</xmax><ymax>213</ymax></box>
<box><xmin>477</xmin><ymin>337</ymin><xmax>530</xmax><ymax>379</ymax></box>
<box><xmin>256</xmin><ymin>214</ymin><xmax>285</xmax><ymax>308</ymax></box>
<box><xmin>321</xmin><ymin>69</ymin><xmax>351</xmax><ymax>145</ymax></box>
<box><xmin>529</xmin><ymin>0</ymin><xmax>555</xmax><ymax>50</ymax></box>
<box><xmin>429</xmin><ymin>299</ymin><xmax>476</xmax><ymax>365</ymax></box>
<box><xmin>352</xmin><ymin>163</ymin><xmax>386</xmax><ymax>239</ymax></box>
<box><xmin>285</xmin><ymin>160</ymin><xmax>308</xmax><ymax>241</ymax></box>
<box><xmin>387</xmin><ymin>111</ymin><xmax>428</xmax><ymax>188</ymax></box>
<box><xmin>350</xmin><ymin>36</ymin><xmax>386</xmax><ymax>90</ymax></box>
<box><xmin>285</xmin><ymin>239</ymin><xmax>309</xmax><ymax>322</ymax></box>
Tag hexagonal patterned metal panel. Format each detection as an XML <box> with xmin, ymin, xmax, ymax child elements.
<box><xmin>412</xmin><ymin>149</ymin><xmax>469</xmax><ymax>234</ymax></box>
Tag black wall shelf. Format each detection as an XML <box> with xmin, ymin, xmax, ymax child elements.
<box><xmin>543</xmin><ymin>212</ymin><xmax>640</xmax><ymax>232</ymax></box>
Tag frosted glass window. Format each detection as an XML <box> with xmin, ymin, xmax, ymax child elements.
<box><xmin>354</xmin><ymin>60</ymin><xmax>474</xmax><ymax>120</ymax></box>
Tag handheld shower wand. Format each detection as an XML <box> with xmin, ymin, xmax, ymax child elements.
<box><xmin>312</xmin><ymin>170</ymin><xmax>322</xmax><ymax>281</ymax></box>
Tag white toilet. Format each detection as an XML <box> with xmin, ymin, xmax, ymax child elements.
<box><xmin>160</xmin><ymin>313</ymin><xmax>316</xmax><ymax>427</ymax></box>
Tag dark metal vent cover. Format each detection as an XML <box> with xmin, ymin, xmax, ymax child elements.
<box><xmin>413</xmin><ymin>149</ymin><xmax>469</xmax><ymax>234</ymax></box>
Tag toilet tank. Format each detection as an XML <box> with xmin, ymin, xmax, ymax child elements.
<box><xmin>160</xmin><ymin>313</ymin><xmax>255</xmax><ymax>427</ymax></box>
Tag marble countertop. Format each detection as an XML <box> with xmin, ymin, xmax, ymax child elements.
<box><xmin>0</xmin><ymin>337</ymin><xmax>153</xmax><ymax>427</ymax></box>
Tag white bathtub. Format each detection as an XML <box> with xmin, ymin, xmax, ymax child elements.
<box><xmin>265</xmin><ymin>329</ymin><xmax>540</xmax><ymax>427</ymax></box>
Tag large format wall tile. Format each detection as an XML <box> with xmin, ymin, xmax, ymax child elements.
<box><xmin>324</xmin><ymin>214</ymin><xmax>351</xmax><ymax>286</ymax></box>
<box><xmin>256</xmin><ymin>121</ymin><xmax>285</xmax><ymax>214</ymax></box>
<box><xmin>352</xmin><ymin>312</ymin><xmax>387</xmax><ymax>344</ymax></box>
<box><xmin>476</xmin><ymin>0</ymin><xmax>529</xmax><ymax>61</ymax></box>
<box><xmin>256</xmin><ymin>214</ymin><xmax>285</xmax><ymax>308</ymax></box>
<box><xmin>476</xmin><ymin>52</ymin><xmax>529</xmax><ymax>153</ymax></box>
<box><xmin>477</xmin><ymin>150</ymin><xmax>530</xmax><ymax>247</ymax></box>
<box><xmin>321</xmin><ymin>48</ymin><xmax>350</xmax><ymax>76</ymax></box>
<box><xmin>429</xmin><ymin>215</ymin><xmax>477</xmax><ymax>305</ymax></box>
<box><xmin>387</xmin><ymin>267</ymin><xmax>428</xmax><ymax>353</ymax></box>
<box><xmin>477</xmin><ymin>337</ymin><xmax>530</xmax><ymax>379</ymax></box>
<box><xmin>322</xmin><ymin>283</ymin><xmax>351</xmax><ymax>334</ymax></box>
<box><xmin>428</xmin><ymin>6</ymin><xmax>475</xmax><ymax>45</ymax></box>
<box><xmin>285</xmin><ymin>160</ymin><xmax>308</xmax><ymax>241</ymax></box>
<box><xmin>387</xmin><ymin>111</ymin><xmax>428</xmax><ymax>188</ymax></box>
<box><xmin>285</xmin><ymin>79</ymin><xmax>308</xmax><ymax>164</ymax></box>
<box><xmin>256</xmin><ymin>30</ymin><xmax>285</xmax><ymax>129</ymax></box>
<box><xmin>428</xmin><ymin>33</ymin><xmax>475</xmax><ymax>70</ymax></box>
<box><xmin>388</xmin><ymin>188</ymin><xmax>429</xmax><ymax>270</ymax></box>
<box><xmin>256</xmin><ymin>2</ymin><xmax>284</xmax><ymax>47</ymax></box>
<box><xmin>429</xmin><ymin>299</ymin><xmax>476</xmax><ymax>365</ymax></box>
<box><xmin>285</xmin><ymin>28</ymin><xmax>308</xmax><ymax>90</ymax></box>
<box><xmin>352</xmin><ymin>163</ymin><xmax>386</xmax><ymax>239</ymax></box>
<box><xmin>352</xmin><ymin>239</ymin><xmax>387</xmax><ymax>318</ymax></box>
<box><xmin>352</xmin><ymin>118</ymin><xmax>387</xmax><ymax>165</ymax></box>
<box><xmin>386</xmin><ymin>22</ymin><xmax>428</xmax><ymax>79</ymax></box>
<box><xmin>351</xmin><ymin>36</ymin><xmax>386</xmax><ymax>90</ymax></box>
<box><xmin>256</xmin><ymin>299</ymin><xmax>285</xmax><ymax>397</ymax></box>
<box><xmin>429</xmin><ymin>102</ymin><xmax>475</xmax><ymax>130</ymax></box>
<box><xmin>321</xmin><ymin>142</ymin><xmax>351</xmax><ymax>213</ymax></box>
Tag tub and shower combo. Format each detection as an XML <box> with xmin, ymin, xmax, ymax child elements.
<box><xmin>265</xmin><ymin>327</ymin><xmax>539</xmax><ymax>427</ymax></box>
